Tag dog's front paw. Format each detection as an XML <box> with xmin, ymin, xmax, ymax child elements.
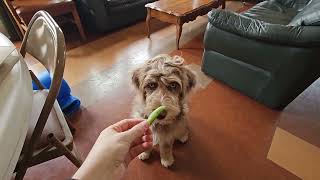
<box><xmin>161</xmin><ymin>156</ymin><xmax>174</xmax><ymax>168</ymax></box>
<box><xmin>138</xmin><ymin>152</ymin><xmax>150</xmax><ymax>160</ymax></box>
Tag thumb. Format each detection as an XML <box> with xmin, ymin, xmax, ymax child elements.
<box><xmin>122</xmin><ymin>121</ymin><xmax>149</xmax><ymax>142</ymax></box>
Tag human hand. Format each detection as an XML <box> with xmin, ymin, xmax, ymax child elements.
<box><xmin>73</xmin><ymin>119</ymin><xmax>153</xmax><ymax>180</ymax></box>
<box><xmin>100</xmin><ymin>119</ymin><xmax>153</xmax><ymax>166</ymax></box>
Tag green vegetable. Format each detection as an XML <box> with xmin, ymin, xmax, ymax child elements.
<box><xmin>147</xmin><ymin>106</ymin><xmax>166</xmax><ymax>125</ymax></box>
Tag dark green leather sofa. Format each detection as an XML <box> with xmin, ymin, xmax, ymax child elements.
<box><xmin>75</xmin><ymin>0</ymin><xmax>156</xmax><ymax>32</ymax></box>
<box><xmin>202</xmin><ymin>0</ymin><xmax>320</xmax><ymax>110</ymax></box>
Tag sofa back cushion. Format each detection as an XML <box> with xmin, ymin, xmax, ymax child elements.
<box><xmin>289</xmin><ymin>0</ymin><xmax>320</xmax><ymax>25</ymax></box>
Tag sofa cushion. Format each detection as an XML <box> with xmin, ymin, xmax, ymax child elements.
<box><xmin>276</xmin><ymin>0</ymin><xmax>311</xmax><ymax>10</ymax></box>
<box><xmin>241</xmin><ymin>0</ymin><xmax>298</xmax><ymax>25</ymax></box>
<box><xmin>106</xmin><ymin>0</ymin><xmax>154</xmax><ymax>14</ymax></box>
<box><xmin>292</xmin><ymin>0</ymin><xmax>313</xmax><ymax>10</ymax></box>
<box><xmin>107</xmin><ymin>0</ymin><xmax>143</xmax><ymax>7</ymax></box>
<box><xmin>289</xmin><ymin>0</ymin><xmax>320</xmax><ymax>26</ymax></box>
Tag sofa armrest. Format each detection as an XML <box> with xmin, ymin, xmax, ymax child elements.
<box><xmin>208</xmin><ymin>9</ymin><xmax>320</xmax><ymax>47</ymax></box>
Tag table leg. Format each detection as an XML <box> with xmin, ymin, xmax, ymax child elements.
<box><xmin>176</xmin><ymin>21</ymin><xmax>182</xmax><ymax>50</ymax></box>
<box><xmin>146</xmin><ymin>8</ymin><xmax>151</xmax><ymax>38</ymax></box>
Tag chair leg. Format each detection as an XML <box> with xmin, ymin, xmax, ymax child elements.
<box><xmin>66</xmin><ymin>119</ymin><xmax>76</xmax><ymax>135</ymax></box>
<box><xmin>15</xmin><ymin>167</ymin><xmax>27</xmax><ymax>180</ymax></box>
<box><xmin>48</xmin><ymin>134</ymin><xmax>82</xmax><ymax>167</ymax></box>
<box><xmin>71</xmin><ymin>7</ymin><xmax>86</xmax><ymax>41</ymax></box>
<box><xmin>72</xmin><ymin>142</ymin><xmax>83</xmax><ymax>164</ymax></box>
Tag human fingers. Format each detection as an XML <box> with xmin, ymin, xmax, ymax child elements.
<box><xmin>131</xmin><ymin>135</ymin><xmax>153</xmax><ymax>147</ymax></box>
<box><xmin>144</xmin><ymin>127</ymin><xmax>152</xmax><ymax>136</ymax></box>
<box><xmin>121</xmin><ymin>121</ymin><xmax>149</xmax><ymax>142</ymax></box>
<box><xmin>111</xmin><ymin>119</ymin><xmax>145</xmax><ymax>132</ymax></box>
<box><xmin>128</xmin><ymin>142</ymin><xmax>153</xmax><ymax>161</ymax></box>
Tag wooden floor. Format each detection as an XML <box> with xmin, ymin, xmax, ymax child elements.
<box><xmin>21</xmin><ymin>1</ymin><xmax>320</xmax><ymax>180</ymax></box>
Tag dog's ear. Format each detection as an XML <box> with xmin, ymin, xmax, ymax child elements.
<box><xmin>132</xmin><ymin>68</ymin><xmax>142</xmax><ymax>89</ymax></box>
<box><xmin>185</xmin><ymin>68</ymin><xmax>196</xmax><ymax>92</ymax></box>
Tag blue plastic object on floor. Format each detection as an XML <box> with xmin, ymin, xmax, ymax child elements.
<box><xmin>32</xmin><ymin>71</ymin><xmax>81</xmax><ymax>116</ymax></box>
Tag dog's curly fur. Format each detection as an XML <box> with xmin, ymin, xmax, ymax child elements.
<box><xmin>131</xmin><ymin>54</ymin><xmax>196</xmax><ymax>167</ymax></box>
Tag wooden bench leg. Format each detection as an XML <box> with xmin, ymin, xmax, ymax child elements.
<box><xmin>71</xmin><ymin>7</ymin><xmax>86</xmax><ymax>41</ymax></box>
<box><xmin>146</xmin><ymin>8</ymin><xmax>151</xmax><ymax>38</ymax></box>
<box><xmin>222</xmin><ymin>0</ymin><xmax>226</xmax><ymax>9</ymax></box>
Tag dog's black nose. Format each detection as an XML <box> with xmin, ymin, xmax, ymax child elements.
<box><xmin>157</xmin><ymin>110</ymin><xmax>167</xmax><ymax>120</ymax></box>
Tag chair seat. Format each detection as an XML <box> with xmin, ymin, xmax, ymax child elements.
<box><xmin>23</xmin><ymin>90</ymin><xmax>65</xmax><ymax>151</ymax></box>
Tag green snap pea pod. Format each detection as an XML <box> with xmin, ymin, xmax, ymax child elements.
<box><xmin>147</xmin><ymin>106</ymin><xmax>166</xmax><ymax>125</ymax></box>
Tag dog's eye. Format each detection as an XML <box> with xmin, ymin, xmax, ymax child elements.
<box><xmin>146</xmin><ymin>82</ymin><xmax>158</xmax><ymax>90</ymax></box>
<box><xmin>168</xmin><ymin>82</ymin><xmax>179</xmax><ymax>91</ymax></box>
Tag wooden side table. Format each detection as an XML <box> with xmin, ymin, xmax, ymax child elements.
<box><xmin>145</xmin><ymin>0</ymin><xmax>225</xmax><ymax>49</ymax></box>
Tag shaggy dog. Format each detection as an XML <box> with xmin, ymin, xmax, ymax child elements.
<box><xmin>131</xmin><ymin>54</ymin><xmax>196</xmax><ymax>167</ymax></box>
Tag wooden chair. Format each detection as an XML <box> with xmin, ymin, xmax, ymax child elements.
<box><xmin>5</xmin><ymin>0</ymin><xmax>86</xmax><ymax>41</ymax></box>
<box><xmin>1</xmin><ymin>0</ymin><xmax>24</xmax><ymax>40</ymax></box>
<box><xmin>14</xmin><ymin>10</ymin><xmax>82</xmax><ymax>180</ymax></box>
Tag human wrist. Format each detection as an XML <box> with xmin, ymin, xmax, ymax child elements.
<box><xmin>72</xmin><ymin>156</ymin><xmax>119</xmax><ymax>180</ymax></box>
<box><xmin>73</xmin><ymin>135</ymin><xmax>126</xmax><ymax>180</ymax></box>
